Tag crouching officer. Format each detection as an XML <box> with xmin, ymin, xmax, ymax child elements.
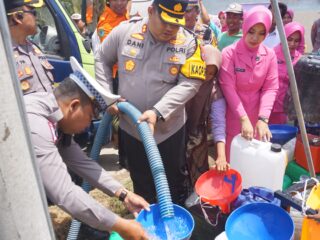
<box><xmin>5</xmin><ymin>0</ymin><xmax>54</xmax><ymax>94</ymax></box>
<box><xmin>95</xmin><ymin>0</ymin><xmax>206</xmax><ymax>205</ymax></box>
<box><xmin>23</xmin><ymin>57</ymin><xmax>149</xmax><ymax>240</ymax></box>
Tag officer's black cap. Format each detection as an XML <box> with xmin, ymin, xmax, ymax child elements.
<box><xmin>153</xmin><ymin>0</ymin><xmax>188</xmax><ymax>26</ymax></box>
<box><xmin>4</xmin><ymin>0</ymin><xmax>43</xmax><ymax>13</ymax></box>
<box><xmin>186</xmin><ymin>0</ymin><xmax>199</xmax><ymax>11</ymax></box>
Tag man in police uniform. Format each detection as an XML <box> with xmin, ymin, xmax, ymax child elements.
<box><xmin>24</xmin><ymin>57</ymin><xmax>149</xmax><ymax>239</ymax></box>
<box><xmin>5</xmin><ymin>0</ymin><xmax>54</xmax><ymax>94</ymax></box>
<box><xmin>95</xmin><ymin>0</ymin><xmax>206</xmax><ymax>205</ymax></box>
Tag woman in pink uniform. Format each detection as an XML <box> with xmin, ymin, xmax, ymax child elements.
<box><xmin>219</xmin><ymin>6</ymin><xmax>279</xmax><ymax>162</ymax></box>
<box><xmin>269</xmin><ymin>22</ymin><xmax>304</xmax><ymax>124</ymax></box>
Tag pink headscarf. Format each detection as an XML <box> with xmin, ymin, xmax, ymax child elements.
<box><xmin>284</xmin><ymin>21</ymin><xmax>305</xmax><ymax>54</ymax></box>
<box><xmin>242</xmin><ymin>6</ymin><xmax>272</xmax><ymax>37</ymax></box>
<box><xmin>218</xmin><ymin>11</ymin><xmax>228</xmax><ymax>32</ymax></box>
<box><xmin>218</xmin><ymin>11</ymin><xmax>225</xmax><ymax>19</ymax></box>
<box><xmin>274</xmin><ymin>21</ymin><xmax>304</xmax><ymax>64</ymax></box>
<box><xmin>287</xmin><ymin>9</ymin><xmax>294</xmax><ymax>19</ymax></box>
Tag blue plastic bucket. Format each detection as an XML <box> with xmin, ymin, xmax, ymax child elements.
<box><xmin>269</xmin><ymin>124</ymin><xmax>298</xmax><ymax>145</ymax></box>
<box><xmin>226</xmin><ymin>202</ymin><xmax>294</xmax><ymax>240</ymax></box>
<box><xmin>136</xmin><ymin>203</ymin><xmax>194</xmax><ymax>240</ymax></box>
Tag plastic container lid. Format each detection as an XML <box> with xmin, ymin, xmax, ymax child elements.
<box><xmin>271</xmin><ymin>143</ymin><xmax>281</xmax><ymax>152</ymax></box>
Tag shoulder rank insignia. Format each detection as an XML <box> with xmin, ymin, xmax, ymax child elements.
<box><xmin>131</xmin><ymin>33</ymin><xmax>144</xmax><ymax>40</ymax></box>
<box><xmin>170</xmin><ymin>33</ymin><xmax>186</xmax><ymax>45</ymax></box>
<box><xmin>33</xmin><ymin>46</ymin><xmax>42</xmax><ymax>55</ymax></box>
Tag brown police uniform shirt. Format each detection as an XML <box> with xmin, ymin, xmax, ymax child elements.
<box><xmin>13</xmin><ymin>40</ymin><xmax>54</xmax><ymax>94</ymax></box>
<box><xmin>95</xmin><ymin>17</ymin><xmax>206</xmax><ymax>143</ymax></box>
<box><xmin>24</xmin><ymin>92</ymin><xmax>123</xmax><ymax>231</ymax></box>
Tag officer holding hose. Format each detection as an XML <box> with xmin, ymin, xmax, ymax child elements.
<box><xmin>24</xmin><ymin>57</ymin><xmax>150</xmax><ymax>240</ymax></box>
<box><xmin>95</xmin><ymin>0</ymin><xmax>206</xmax><ymax>205</ymax></box>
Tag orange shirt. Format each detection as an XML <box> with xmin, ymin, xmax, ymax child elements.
<box><xmin>97</xmin><ymin>6</ymin><xmax>129</xmax><ymax>43</ymax></box>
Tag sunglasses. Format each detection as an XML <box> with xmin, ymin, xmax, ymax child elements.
<box><xmin>7</xmin><ymin>9</ymin><xmax>37</xmax><ymax>17</ymax></box>
<box><xmin>23</xmin><ymin>9</ymin><xmax>37</xmax><ymax>17</ymax></box>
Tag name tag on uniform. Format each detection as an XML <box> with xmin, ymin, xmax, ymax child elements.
<box><xmin>235</xmin><ymin>67</ymin><xmax>245</xmax><ymax>72</ymax></box>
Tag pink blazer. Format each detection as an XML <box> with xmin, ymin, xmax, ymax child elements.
<box><xmin>219</xmin><ymin>39</ymin><xmax>279</xmax><ymax>136</ymax></box>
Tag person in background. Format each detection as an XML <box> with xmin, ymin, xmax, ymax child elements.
<box><xmin>95</xmin><ymin>0</ymin><xmax>206</xmax><ymax>205</ymax></box>
<box><xmin>96</xmin><ymin>0</ymin><xmax>131</xmax><ymax>169</ymax></box>
<box><xmin>71</xmin><ymin>13</ymin><xmax>89</xmax><ymax>36</ymax></box>
<box><xmin>184</xmin><ymin>1</ymin><xmax>217</xmax><ymax>47</ymax></box>
<box><xmin>97</xmin><ymin>0</ymin><xmax>130</xmax><ymax>43</ymax></box>
<box><xmin>219</xmin><ymin>6</ymin><xmax>279</xmax><ymax>162</ymax></box>
<box><xmin>283</xmin><ymin>9</ymin><xmax>293</xmax><ymax>25</ymax></box>
<box><xmin>5</xmin><ymin>0</ymin><xmax>54</xmax><ymax>95</ymax></box>
<box><xmin>311</xmin><ymin>17</ymin><xmax>320</xmax><ymax>53</ymax></box>
<box><xmin>24</xmin><ymin>58</ymin><xmax>149</xmax><ymax>240</ymax></box>
<box><xmin>199</xmin><ymin>0</ymin><xmax>221</xmax><ymax>42</ymax></box>
<box><xmin>269</xmin><ymin>22</ymin><xmax>304</xmax><ymax>124</ymax></box>
<box><xmin>218</xmin><ymin>11</ymin><xmax>227</xmax><ymax>32</ymax></box>
<box><xmin>282</xmin><ymin>8</ymin><xmax>305</xmax><ymax>53</ymax></box>
<box><xmin>263</xmin><ymin>2</ymin><xmax>287</xmax><ymax>48</ymax></box>
<box><xmin>217</xmin><ymin>3</ymin><xmax>243</xmax><ymax>51</ymax></box>
<box><xmin>208</xmin><ymin>47</ymin><xmax>229</xmax><ymax>172</ymax></box>
<box><xmin>185</xmin><ymin>44</ymin><xmax>224</xmax><ymax>185</ymax></box>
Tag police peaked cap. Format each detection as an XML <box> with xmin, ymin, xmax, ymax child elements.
<box><xmin>69</xmin><ymin>57</ymin><xmax>120</xmax><ymax>111</ymax></box>
<box><xmin>4</xmin><ymin>0</ymin><xmax>43</xmax><ymax>12</ymax></box>
<box><xmin>153</xmin><ymin>0</ymin><xmax>189</xmax><ymax>26</ymax></box>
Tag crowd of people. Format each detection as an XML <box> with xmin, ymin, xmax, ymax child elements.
<box><xmin>4</xmin><ymin>0</ymin><xmax>320</xmax><ymax>239</ymax></box>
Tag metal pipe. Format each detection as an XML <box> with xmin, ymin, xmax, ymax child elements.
<box><xmin>271</xmin><ymin>0</ymin><xmax>316</xmax><ymax>177</ymax></box>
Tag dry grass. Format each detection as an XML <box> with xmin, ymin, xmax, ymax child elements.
<box><xmin>49</xmin><ymin>168</ymin><xmax>133</xmax><ymax>239</ymax></box>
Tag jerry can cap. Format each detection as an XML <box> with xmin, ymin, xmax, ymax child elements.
<box><xmin>271</xmin><ymin>143</ymin><xmax>282</xmax><ymax>152</ymax></box>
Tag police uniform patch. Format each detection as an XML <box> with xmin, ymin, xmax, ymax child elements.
<box><xmin>24</xmin><ymin>66</ymin><xmax>32</xmax><ymax>75</ymax></box>
<box><xmin>169</xmin><ymin>66</ymin><xmax>179</xmax><ymax>76</ymax></box>
<box><xmin>125</xmin><ymin>60</ymin><xmax>136</xmax><ymax>71</ymax></box>
<box><xmin>169</xmin><ymin>56</ymin><xmax>180</xmax><ymax>62</ymax></box>
<box><xmin>98</xmin><ymin>29</ymin><xmax>105</xmax><ymax>37</ymax></box>
<box><xmin>142</xmin><ymin>24</ymin><xmax>147</xmax><ymax>33</ymax></box>
<box><xmin>21</xmin><ymin>80</ymin><xmax>30</xmax><ymax>91</ymax></box>
<box><xmin>170</xmin><ymin>33</ymin><xmax>186</xmax><ymax>45</ymax></box>
<box><xmin>129</xmin><ymin>48</ymin><xmax>137</xmax><ymax>57</ymax></box>
<box><xmin>131</xmin><ymin>33</ymin><xmax>144</xmax><ymax>40</ymax></box>
<box><xmin>17</xmin><ymin>70</ymin><xmax>24</xmax><ymax>78</ymax></box>
<box><xmin>180</xmin><ymin>40</ymin><xmax>206</xmax><ymax>80</ymax></box>
<box><xmin>189</xmin><ymin>63</ymin><xmax>205</xmax><ymax>79</ymax></box>
<box><xmin>33</xmin><ymin>47</ymin><xmax>42</xmax><ymax>55</ymax></box>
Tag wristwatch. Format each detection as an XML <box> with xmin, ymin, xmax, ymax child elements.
<box><xmin>258</xmin><ymin>116</ymin><xmax>269</xmax><ymax>124</ymax></box>
<box><xmin>151</xmin><ymin>107</ymin><xmax>164</xmax><ymax>122</ymax></box>
<box><xmin>118</xmin><ymin>189</ymin><xmax>128</xmax><ymax>202</ymax></box>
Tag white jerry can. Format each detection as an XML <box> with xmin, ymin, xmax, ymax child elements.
<box><xmin>230</xmin><ymin>134</ymin><xmax>287</xmax><ymax>191</ymax></box>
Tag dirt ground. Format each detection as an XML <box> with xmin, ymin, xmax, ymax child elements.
<box><xmin>49</xmin><ymin>145</ymin><xmax>132</xmax><ymax>240</ymax></box>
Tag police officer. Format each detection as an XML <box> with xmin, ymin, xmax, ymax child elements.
<box><xmin>5</xmin><ymin>0</ymin><xmax>54</xmax><ymax>95</ymax></box>
<box><xmin>24</xmin><ymin>57</ymin><xmax>149</xmax><ymax>240</ymax></box>
<box><xmin>95</xmin><ymin>0</ymin><xmax>206</xmax><ymax>205</ymax></box>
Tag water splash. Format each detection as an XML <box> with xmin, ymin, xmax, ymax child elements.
<box><xmin>145</xmin><ymin>216</ymin><xmax>190</xmax><ymax>240</ymax></box>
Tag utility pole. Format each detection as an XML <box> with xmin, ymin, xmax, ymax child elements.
<box><xmin>0</xmin><ymin>1</ymin><xmax>55</xmax><ymax>239</ymax></box>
